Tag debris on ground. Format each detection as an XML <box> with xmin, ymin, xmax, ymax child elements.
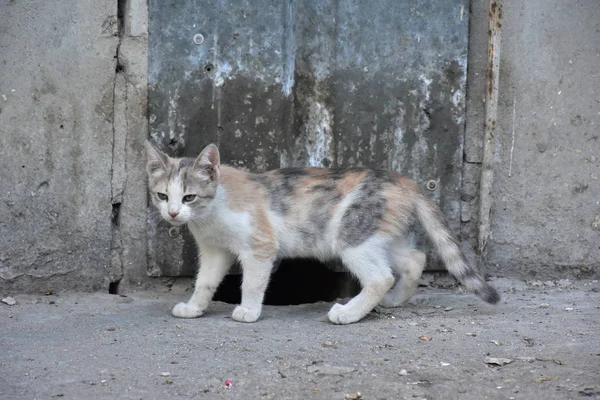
<box><xmin>484</xmin><ymin>357</ymin><xmax>513</xmax><ymax>366</ymax></box>
<box><xmin>307</xmin><ymin>363</ymin><xmax>355</xmax><ymax>375</ymax></box>
<box><xmin>535</xmin><ymin>377</ymin><xmax>556</xmax><ymax>383</ymax></box>
<box><xmin>557</xmin><ymin>279</ymin><xmax>574</xmax><ymax>289</ymax></box>
<box><xmin>399</xmin><ymin>369</ymin><xmax>409</xmax><ymax>376</ymax></box>
<box><xmin>418</xmin><ymin>336</ymin><xmax>432</xmax><ymax>341</ymax></box>
<box><xmin>344</xmin><ymin>392</ymin><xmax>362</xmax><ymax>400</ymax></box>
<box><xmin>225</xmin><ymin>379</ymin><xmax>232</xmax><ymax>389</ymax></box>
<box><xmin>2</xmin><ymin>296</ymin><xmax>16</xmax><ymax>306</ymax></box>
<box><xmin>516</xmin><ymin>357</ymin><xmax>536</xmax><ymax>363</ymax></box>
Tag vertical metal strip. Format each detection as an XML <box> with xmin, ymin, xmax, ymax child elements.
<box><xmin>478</xmin><ymin>0</ymin><xmax>503</xmax><ymax>258</ymax></box>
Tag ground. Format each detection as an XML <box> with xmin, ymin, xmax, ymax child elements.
<box><xmin>1</xmin><ymin>278</ymin><xmax>599</xmax><ymax>400</ymax></box>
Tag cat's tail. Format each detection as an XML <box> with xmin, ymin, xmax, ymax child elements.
<box><xmin>414</xmin><ymin>194</ymin><xmax>500</xmax><ymax>304</ymax></box>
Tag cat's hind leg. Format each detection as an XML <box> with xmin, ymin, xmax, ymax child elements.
<box><xmin>379</xmin><ymin>243</ymin><xmax>426</xmax><ymax>308</ymax></box>
<box><xmin>172</xmin><ymin>243</ymin><xmax>234</xmax><ymax>318</ymax></box>
<box><xmin>231</xmin><ymin>253</ymin><xmax>275</xmax><ymax>323</ymax></box>
<box><xmin>328</xmin><ymin>240</ymin><xmax>395</xmax><ymax>325</ymax></box>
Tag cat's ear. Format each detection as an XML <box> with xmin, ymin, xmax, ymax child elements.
<box><xmin>144</xmin><ymin>140</ymin><xmax>170</xmax><ymax>177</ymax></box>
<box><xmin>194</xmin><ymin>144</ymin><xmax>220</xmax><ymax>181</ymax></box>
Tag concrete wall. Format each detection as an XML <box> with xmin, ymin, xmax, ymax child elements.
<box><xmin>0</xmin><ymin>0</ymin><xmax>598</xmax><ymax>293</ymax></box>
<box><xmin>0</xmin><ymin>0</ymin><xmax>150</xmax><ymax>292</ymax></box>
<box><xmin>483</xmin><ymin>0</ymin><xmax>600</xmax><ymax>280</ymax></box>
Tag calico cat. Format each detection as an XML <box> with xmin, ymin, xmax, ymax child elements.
<box><xmin>145</xmin><ymin>141</ymin><xmax>499</xmax><ymax>324</ymax></box>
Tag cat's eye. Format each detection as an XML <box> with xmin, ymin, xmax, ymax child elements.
<box><xmin>157</xmin><ymin>192</ymin><xmax>168</xmax><ymax>201</ymax></box>
<box><xmin>182</xmin><ymin>194</ymin><xmax>197</xmax><ymax>203</ymax></box>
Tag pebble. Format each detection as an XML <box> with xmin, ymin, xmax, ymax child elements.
<box><xmin>399</xmin><ymin>369</ymin><xmax>409</xmax><ymax>376</ymax></box>
<box><xmin>557</xmin><ymin>279</ymin><xmax>574</xmax><ymax>289</ymax></box>
<box><xmin>2</xmin><ymin>297</ymin><xmax>16</xmax><ymax>306</ymax></box>
<box><xmin>484</xmin><ymin>357</ymin><xmax>513</xmax><ymax>366</ymax></box>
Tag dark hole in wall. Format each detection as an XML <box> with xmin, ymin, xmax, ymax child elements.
<box><xmin>109</xmin><ymin>281</ymin><xmax>120</xmax><ymax>295</ymax></box>
<box><xmin>111</xmin><ymin>203</ymin><xmax>121</xmax><ymax>227</ymax></box>
<box><xmin>213</xmin><ymin>259</ymin><xmax>360</xmax><ymax>305</ymax></box>
<box><xmin>117</xmin><ymin>0</ymin><xmax>126</xmax><ymax>36</ymax></box>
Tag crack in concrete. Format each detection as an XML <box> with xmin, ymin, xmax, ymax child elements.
<box><xmin>108</xmin><ymin>0</ymin><xmax>128</xmax><ymax>292</ymax></box>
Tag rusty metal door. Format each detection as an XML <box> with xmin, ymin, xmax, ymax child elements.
<box><xmin>148</xmin><ymin>0</ymin><xmax>470</xmax><ymax>276</ymax></box>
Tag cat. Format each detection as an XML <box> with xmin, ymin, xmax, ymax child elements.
<box><xmin>145</xmin><ymin>141</ymin><xmax>499</xmax><ymax>324</ymax></box>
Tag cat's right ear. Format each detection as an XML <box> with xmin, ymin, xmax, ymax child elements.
<box><xmin>144</xmin><ymin>140</ymin><xmax>169</xmax><ymax>177</ymax></box>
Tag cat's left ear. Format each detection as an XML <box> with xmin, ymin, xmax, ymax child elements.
<box><xmin>194</xmin><ymin>144</ymin><xmax>220</xmax><ymax>181</ymax></box>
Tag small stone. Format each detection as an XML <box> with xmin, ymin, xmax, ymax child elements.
<box><xmin>444</xmin><ymin>307</ymin><xmax>454</xmax><ymax>311</ymax></box>
<box><xmin>557</xmin><ymin>279</ymin><xmax>574</xmax><ymax>289</ymax></box>
<box><xmin>490</xmin><ymin>340</ymin><xmax>502</xmax><ymax>346</ymax></box>
<box><xmin>408</xmin><ymin>322</ymin><xmax>418</xmax><ymax>327</ymax></box>
<box><xmin>344</xmin><ymin>393</ymin><xmax>362</xmax><ymax>400</ymax></box>
<box><xmin>539</xmin><ymin>303</ymin><xmax>550</xmax><ymax>308</ymax></box>
<box><xmin>2</xmin><ymin>297</ymin><xmax>16</xmax><ymax>306</ymax></box>
<box><xmin>466</xmin><ymin>332</ymin><xmax>477</xmax><ymax>337</ymax></box>
<box><xmin>159</xmin><ymin>372</ymin><xmax>171</xmax><ymax>377</ymax></box>
<box><xmin>399</xmin><ymin>369</ymin><xmax>409</xmax><ymax>376</ymax></box>
<box><xmin>440</xmin><ymin>362</ymin><xmax>451</xmax><ymax>366</ymax></box>
<box><xmin>544</xmin><ymin>281</ymin><xmax>556</xmax><ymax>288</ymax></box>
<box><xmin>484</xmin><ymin>357</ymin><xmax>513</xmax><ymax>366</ymax></box>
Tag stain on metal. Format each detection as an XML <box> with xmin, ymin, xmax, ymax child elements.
<box><xmin>148</xmin><ymin>0</ymin><xmax>470</xmax><ymax>276</ymax></box>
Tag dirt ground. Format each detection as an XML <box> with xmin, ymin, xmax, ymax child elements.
<box><xmin>1</xmin><ymin>278</ymin><xmax>599</xmax><ymax>400</ymax></box>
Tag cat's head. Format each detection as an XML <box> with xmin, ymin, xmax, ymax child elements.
<box><xmin>144</xmin><ymin>141</ymin><xmax>220</xmax><ymax>225</ymax></box>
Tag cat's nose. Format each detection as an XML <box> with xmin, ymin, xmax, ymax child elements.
<box><xmin>168</xmin><ymin>211</ymin><xmax>179</xmax><ymax>219</ymax></box>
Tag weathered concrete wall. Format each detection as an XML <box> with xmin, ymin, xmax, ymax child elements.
<box><xmin>0</xmin><ymin>0</ymin><xmax>119</xmax><ymax>291</ymax></box>
<box><xmin>0</xmin><ymin>0</ymin><xmax>150</xmax><ymax>292</ymax></box>
<box><xmin>1</xmin><ymin>0</ymin><xmax>599</xmax><ymax>294</ymax></box>
<box><xmin>467</xmin><ymin>0</ymin><xmax>600</xmax><ymax>280</ymax></box>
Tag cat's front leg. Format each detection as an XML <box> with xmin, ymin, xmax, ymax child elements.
<box><xmin>172</xmin><ymin>243</ymin><xmax>234</xmax><ymax>319</ymax></box>
<box><xmin>231</xmin><ymin>253</ymin><xmax>275</xmax><ymax>323</ymax></box>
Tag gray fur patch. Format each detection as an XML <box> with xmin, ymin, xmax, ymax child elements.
<box><xmin>339</xmin><ymin>171</ymin><xmax>387</xmax><ymax>247</ymax></box>
<box><xmin>299</xmin><ymin>186</ymin><xmax>340</xmax><ymax>248</ymax></box>
<box><xmin>263</xmin><ymin>168</ymin><xmax>309</xmax><ymax>215</ymax></box>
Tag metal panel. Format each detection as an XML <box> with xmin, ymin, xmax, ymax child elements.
<box><xmin>148</xmin><ymin>0</ymin><xmax>469</xmax><ymax>276</ymax></box>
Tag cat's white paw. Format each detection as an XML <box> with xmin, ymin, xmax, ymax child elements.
<box><xmin>379</xmin><ymin>293</ymin><xmax>401</xmax><ymax>308</ymax></box>
<box><xmin>327</xmin><ymin>303</ymin><xmax>362</xmax><ymax>325</ymax></box>
<box><xmin>172</xmin><ymin>302</ymin><xmax>203</xmax><ymax>318</ymax></box>
<box><xmin>231</xmin><ymin>306</ymin><xmax>260</xmax><ymax>323</ymax></box>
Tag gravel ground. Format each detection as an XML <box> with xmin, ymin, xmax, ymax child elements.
<box><xmin>1</xmin><ymin>278</ymin><xmax>599</xmax><ymax>400</ymax></box>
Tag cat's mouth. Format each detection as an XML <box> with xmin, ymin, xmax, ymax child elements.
<box><xmin>166</xmin><ymin>218</ymin><xmax>186</xmax><ymax>226</ymax></box>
